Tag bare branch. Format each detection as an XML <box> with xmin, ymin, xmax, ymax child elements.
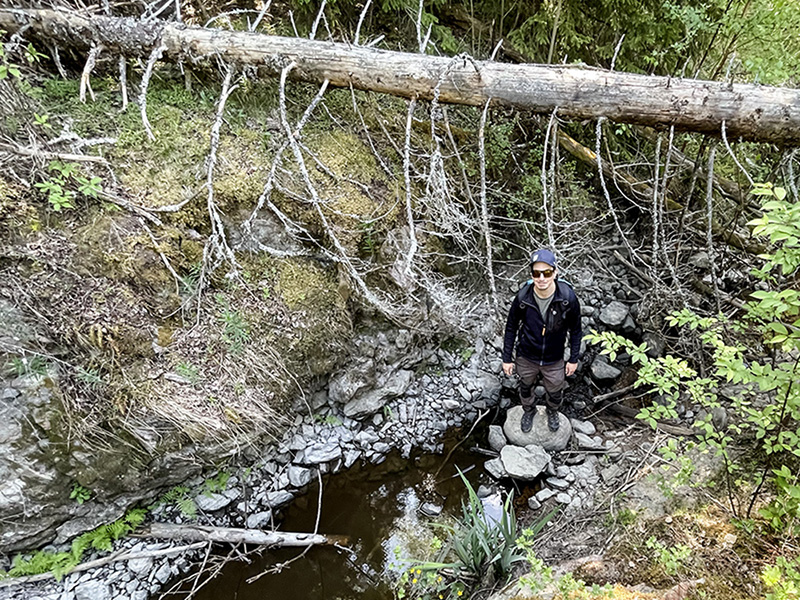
<box><xmin>79</xmin><ymin>43</ymin><xmax>104</xmax><ymax>103</ymax></box>
<box><xmin>140</xmin><ymin>42</ymin><xmax>166</xmax><ymax>141</ymax></box>
<box><xmin>721</xmin><ymin>120</ymin><xmax>754</xmax><ymax>187</ymax></box>
<box><xmin>354</xmin><ymin>0</ymin><xmax>372</xmax><ymax>46</ymax></box>
<box><xmin>478</xmin><ymin>99</ymin><xmax>498</xmax><ymax>312</ymax></box>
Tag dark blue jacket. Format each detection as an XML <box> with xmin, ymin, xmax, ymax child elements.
<box><xmin>502</xmin><ymin>280</ymin><xmax>582</xmax><ymax>365</ymax></box>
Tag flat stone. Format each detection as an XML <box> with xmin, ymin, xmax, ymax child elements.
<box><xmin>75</xmin><ymin>581</ymin><xmax>111</xmax><ymax>600</ymax></box>
<box><xmin>1</xmin><ymin>387</ymin><xmax>20</xmax><ymax>400</ymax></box>
<box><xmin>443</xmin><ymin>398</ymin><xmax>461</xmax><ymax>410</ymax></box>
<box><xmin>266</xmin><ymin>490</ymin><xmax>294</xmax><ymax>507</ymax></box>
<box><xmin>590</xmin><ymin>358</ymin><xmax>621</xmax><ymax>384</ymax></box>
<box><xmin>599</xmin><ymin>301</ymin><xmax>629</xmax><ymax>327</ymax></box>
<box><xmin>343</xmin><ymin>449</ymin><xmax>361</xmax><ymax>468</ymax></box>
<box><xmin>484</xmin><ymin>458</ymin><xmax>508</xmax><ymax>479</ymax></box>
<box><xmin>503</xmin><ymin>406</ymin><xmax>572</xmax><ymax>452</ymax></box>
<box><xmin>570</xmin><ymin>419</ymin><xmax>596</xmax><ymax>436</ymax></box>
<box><xmin>546</xmin><ymin>477</ymin><xmax>570</xmax><ymax>491</ymax></box>
<box><xmin>575</xmin><ymin>432</ymin><xmax>604</xmax><ymax>450</ymax></box>
<box><xmin>500</xmin><ymin>444</ymin><xmax>550</xmax><ymax>480</ymax></box>
<box><xmin>555</xmin><ymin>492</ymin><xmax>572</xmax><ymax>504</ymax></box>
<box><xmin>343</xmin><ymin>369</ymin><xmax>413</xmax><ymax>418</ymax></box>
<box><xmin>420</xmin><ymin>502</ymin><xmax>443</xmax><ymax>517</ymax></box>
<box><xmin>299</xmin><ymin>441</ymin><xmax>342</xmax><ymax>464</ymax></box>
<box><xmin>643</xmin><ymin>332</ymin><xmax>666</xmax><ymax>358</ymax></box>
<box><xmin>487</xmin><ymin>425</ymin><xmax>507</xmax><ymax>452</ymax></box>
<box><xmin>458</xmin><ymin>386</ymin><xmax>471</xmax><ymax>402</ymax></box>
<box><xmin>527</xmin><ymin>497</ymin><xmax>541</xmax><ymax>510</ymax></box>
<box><xmin>127</xmin><ymin>556</ymin><xmax>154</xmax><ymax>577</ymax></box>
<box><xmin>246</xmin><ymin>511</ymin><xmax>273</xmax><ymax>529</ymax></box>
<box><xmin>153</xmin><ymin>561</ymin><xmax>172</xmax><ymax>584</ymax></box>
<box><xmin>195</xmin><ymin>492</ymin><xmax>232</xmax><ymax>512</ymax></box>
<box><xmin>556</xmin><ymin>465</ymin><xmax>570</xmax><ymax>478</ymax></box>
<box><xmin>601</xmin><ymin>465</ymin><xmax>622</xmax><ymax>482</ymax></box>
<box><xmin>535</xmin><ymin>488</ymin><xmax>557</xmax><ymax>502</ymax></box>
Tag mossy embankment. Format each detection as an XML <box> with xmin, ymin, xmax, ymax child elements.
<box><xmin>0</xmin><ymin>69</ymin><xmax>427</xmax><ymax>552</ymax></box>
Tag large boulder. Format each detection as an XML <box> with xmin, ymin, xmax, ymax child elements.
<box><xmin>503</xmin><ymin>406</ymin><xmax>572</xmax><ymax>452</ymax></box>
<box><xmin>499</xmin><ymin>445</ymin><xmax>551</xmax><ymax>480</ymax></box>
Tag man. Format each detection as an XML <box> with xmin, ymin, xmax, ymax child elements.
<box><xmin>502</xmin><ymin>249</ymin><xmax>582</xmax><ymax>433</ymax></box>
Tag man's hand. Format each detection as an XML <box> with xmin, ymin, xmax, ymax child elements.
<box><xmin>502</xmin><ymin>362</ymin><xmax>515</xmax><ymax>376</ymax></box>
<box><xmin>565</xmin><ymin>361</ymin><xmax>578</xmax><ymax>377</ymax></box>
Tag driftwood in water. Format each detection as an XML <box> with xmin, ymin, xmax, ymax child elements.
<box><xmin>141</xmin><ymin>522</ymin><xmax>347</xmax><ymax>547</ymax></box>
<box><xmin>1</xmin><ymin>8</ymin><xmax>800</xmax><ymax>144</ymax></box>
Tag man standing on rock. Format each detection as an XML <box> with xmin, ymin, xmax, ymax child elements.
<box><xmin>502</xmin><ymin>249</ymin><xmax>582</xmax><ymax>433</ymax></box>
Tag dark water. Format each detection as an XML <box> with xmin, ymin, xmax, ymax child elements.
<box><xmin>168</xmin><ymin>434</ymin><xmax>500</xmax><ymax>600</ymax></box>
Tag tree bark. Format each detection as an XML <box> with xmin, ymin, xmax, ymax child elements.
<box><xmin>2</xmin><ymin>8</ymin><xmax>799</xmax><ymax>145</ymax></box>
<box><xmin>140</xmin><ymin>522</ymin><xmax>347</xmax><ymax>547</ymax></box>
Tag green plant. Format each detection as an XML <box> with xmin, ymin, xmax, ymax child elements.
<box><xmin>0</xmin><ymin>32</ymin><xmax>21</xmax><ymax>80</ymax></box>
<box><xmin>69</xmin><ymin>483</ymin><xmax>92</xmax><ymax>505</ymax></box>
<box><xmin>5</xmin><ymin>355</ymin><xmax>48</xmax><ymax>377</ymax></box>
<box><xmin>0</xmin><ymin>509</ymin><xmax>147</xmax><ymax>580</ymax></box>
<box><xmin>33</xmin><ymin>160</ymin><xmax>104</xmax><ymax>212</ymax></box>
<box><xmin>203</xmin><ymin>471</ymin><xmax>230</xmax><ymax>495</ymax></box>
<box><xmin>153</xmin><ymin>485</ymin><xmax>198</xmax><ymax>519</ymax></box>
<box><xmin>175</xmin><ymin>361</ymin><xmax>201</xmax><ymax>384</ymax></box>
<box><xmin>645</xmin><ymin>536</ymin><xmax>692</xmax><ymax>576</ymax></box>
<box><xmin>215</xmin><ymin>294</ymin><xmax>250</xmax><ymax>353</ymax></box>
<box><xmin>763</xmin><ymin>556</ymin><xmax>800</xmax><ymax>600</ymax></box>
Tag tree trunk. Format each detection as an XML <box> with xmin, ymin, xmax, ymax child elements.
<box><xmin>140</xmin><ymin>522</ymin><xmax>347</xmax><ymax>547</ymax></box>
<box><xmin>1</xmin><ymin>8</ymin><xmax>799</xmax><ymax>145</ymax></box>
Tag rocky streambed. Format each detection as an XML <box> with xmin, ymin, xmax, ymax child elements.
<box><xmin>1</xmin><ymin>261</ymin><xmax>681</xmax><ymax>600</ymax></box>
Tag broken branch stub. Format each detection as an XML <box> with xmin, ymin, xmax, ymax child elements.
<box><xmin>2</xmin><ymin>8</ymin><xmax>800</xmax><ymax>144</ymax></box>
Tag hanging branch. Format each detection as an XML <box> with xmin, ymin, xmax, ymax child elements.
<box><xmin>705</xmin><ymin>144</ymin><xmax>722</xmax><ymax>313</ymax></box>
<box><xmin>721</xmin><ymin>120</ymin><xmax>755</xmax><ymax>187</ymax></box>
<box><xmin>541</xmin><ymin>108</ymin><xmax>558</xmax><ymax>250</ymax></box>
<box><xmin>354</xmin><ymin>0</ymin><xmax>372</xmax><ymax>46</ymax></box>
<box><xmin>401</xmin><ymin>97</ymin><xmax>419</xmax><ymax>279</ymax></box>
<box><xmin>79</xmin><ymin>43</ymin><xmax>103</xmax><ymax>103</ymax></box>
<box><xmin>118</xmin><ymin>55</ymin><xmax>128</xmax><ymax>109</ymax></box>
<box><xmin>139</xmin><ymin>42</ymin><xmax>166</xmax><ymax>141</ymax></box>
<box><xmin>478</xmin><ymin>99</ymin><xmax>498</xmax><ymax>312</ymax></box>
<box><xmin>650</xmin><ymin>133</ymin><xmax>662</xmax><ymax>279</ymax></box>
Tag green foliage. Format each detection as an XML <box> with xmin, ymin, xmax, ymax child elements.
<box><xmin>175</xmin><ymin>361</ymin><xmax>201</xmax><ymax>385</ymax></box>
<box><xmin>153</xmin><ymin>485</ymin><xmax>198</xmax><ymax>520</ymax></box>
<box><xmin>763</xmin><ymin>556</ymin><xmax>800</xmax><ymax>600</ymax></box>
<box><xmin>4</xmin><ymin>355</ymin><xmax>48</xmax><ymax>377</ymax></box>
<box><xmin>33</xmin><ymin>160</ymin><xmax>104</xmax><ymax>212</ymax></box>
<box><xmin>69</xmin><ymin>483</ymin><xmax>92</xmax><ymax>505</ymax></box>
<box><xmin>0</xmin><ymin>509</ymin><xmax>147</xmax><ymax>580</ymax></box>
<box><xmin>203</xmin><ymin>471</ymin><xmax>230</xmax><ymax>495</ymax></box>
<box><xmin>586</xmin><ymin>182</ymin><xmax>800</xmax><ymax>533</ymax></box>
<box><xmin>0</xmin><ymin>32</ymin><xmax>21</xmax><ymax>80</ymax></box>
<box><xmin>645</xmin><ymin>536</ymin><xmax>692</xmax><ymax>576</ymax></box>
<box><xmin>215</xmin><ymin>294</ymin><xmax>250</xmax><ymax>353</ymax></box>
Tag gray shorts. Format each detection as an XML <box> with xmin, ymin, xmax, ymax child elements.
<box><xmin>515</xmin><ymin>356</ymin><xmax>565</xmax><ymax>409</ymax></box>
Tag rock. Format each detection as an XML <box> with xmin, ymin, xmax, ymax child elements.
<box><xmin>546</xmin><ymin>477</ymin><xmax>570</xmax><ymax>491</ymax></box>
<box><xmin>328</xmin><ymin>360</ymin><xmax>375</xmax><ymax>404</ymax></box>
<box><xmin>556</xmin><ymin>465</ymin><xmax>570</xmax><ymax>478</ymax></box>
<box><xmin>487</xmin><ymin>425</ymin><xmax>507</xmax><ymax>452</ymax></box>
<box><xmin>590</xmin><ymin>358</ymin><xmax>621</xmax><ymax>384</ymax></box>
<box><xmin>622</xmin><ymin>315</ymin><xmax>637</xmax><ymax>334</ymax></box>
<box><xmin>0</xmin><ymin>388</ymin><xmax>19</xmax><ymax>400</ymax></box>
<box><xmin>500</xmin><ymin>445</ymin><xmax>550</xmax><ymax>480</ymax></box>
<box><xmin>527</xmin><ymin>497</ymin><xmax>541</xmax><ymax>510</ymax></box>
<box><xmin>265</xmin><ymin>490</ymin><xmax>294</xmax><ymax>508</ymax></box>
<box><xmin>484</xmin><ymin>458</ymin><xmax>508</xmax><ymax>479</ymax></box>
<box><xmin>556</xmin><ymin>492</ymin><xmax>572</xmax><ymax>504</ymax></box>
<box><xmin>153</xmin><ymin>561</ymin><xmax>172</xmax><ymax>584</ymax></box>
<box><xmin>298</xmin><ymin>441</ymin><xmax>342</xmax><ymax>464</ymax></box>
<box><xmin>195</xmin><ymin>492</ymin><xmax>232</xmax><ymax>512</ymax></box>
<box><xmin>599</xmin><ymin>301</ymin><xmax>629</xmax><ymax>327</ymax></box>
<box><xmin>601</xmin><ymin>465</ymin><xmax>622</xmax><ymax>482</ymax></box>
<box><xmin>575</xmin><ymin>432</ymin><xmax>604</xmax><ymax>450</ymax></box>
<box><xmin>457</xmin><ymin>386</ymin><xmax>471</xmax><ymax>402</ymax></box>
<box><xmin>74</xmin><ymin>580</ymin><xmax>111</xmax><ymax>600</ymax></box>
<box><xmin>246</xmin><ymin>511</ymin><xmax>273</xmax><ymax>529</ymax></box>
<box><xmin>569</xmin><ymin>419</ymin><xmax>596</xmax><ymax>436</ymax></box>
<box><xmin>420</xmin><ymin>502</ymin><xmax>443</xmax><ymax>517</ymax></box>
<box><xmin>343</xmin><ymin>449</ymin><xmax>361</xmax><ymax>468</ymax></box>
<box><xmin>503</xmin><ymin>406</ymin><xmax>572</xmax><ymax>452</ymax></box>
<box><xmin>689</xmin><ymin>251</ymin><xmax>711</xmax><ymax>269</ymax></box>
<box><xmin>443</xmin><ymin>398</ymin><xmax>461</xmax><ymax>410</ymax></box>
<box><xmin>535</xmin><ymin>488</ymin><xmax>556</xmax><ymax>502</ymax></box>
<box><xmin>128</xmin><ymin>556</ymin><xmax>154</xmax><ymax>577</ymax></box>
<box><xmin>343</xmin><ymin>369</ymin><xmax>413</xmax><ymax>418</ymax></box>
<box><xmin>712</xmin><ymin>406</ymin><xmax>729</xmax><ymax>431</ymax></box>
<box><xmin>287</xmin><ymin>466</ymin><xmax>313</xmax><ymax>488</ymax></box>
<box><xmin>643</xmin><ymin>332</ymin><xmax>666</xmax><ymax>358</ymax></box>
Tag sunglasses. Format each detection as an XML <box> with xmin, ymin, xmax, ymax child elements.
<box><xmin>532</xmin><ymin>269</ymin><xmax>555</xmax><ymax>278</ymax></box>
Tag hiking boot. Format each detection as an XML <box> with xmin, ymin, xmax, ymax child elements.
<box><xmin>521</xmin><ymin>409</ymin><xmax>534</xmax><ymax>433</ymax></box>
<box><xmin>546</xmin><ymin>408</ymin><xmax>560</xmax><ymax>432</ymax></box>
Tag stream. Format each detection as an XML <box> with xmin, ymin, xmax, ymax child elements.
<box><xmin>166</xmin><ymin>428</ymin><xmax>512</xmax><ymax>600</ymax></box>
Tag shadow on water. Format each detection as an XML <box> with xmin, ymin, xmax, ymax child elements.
<box><xmin>167</xmin><ymin>427</ymin><xmax>496</xmax><ymax>600</ymax></box>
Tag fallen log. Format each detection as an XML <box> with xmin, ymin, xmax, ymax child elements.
<box><xmin>1</xmin><ymin>8</ymin><xmax>800</xmax><ymax>144</ymax></box>
<box><xmin>139</xmin><ymin>522</ymin><xmax>347</xmax><ymax>547</ymax></box>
